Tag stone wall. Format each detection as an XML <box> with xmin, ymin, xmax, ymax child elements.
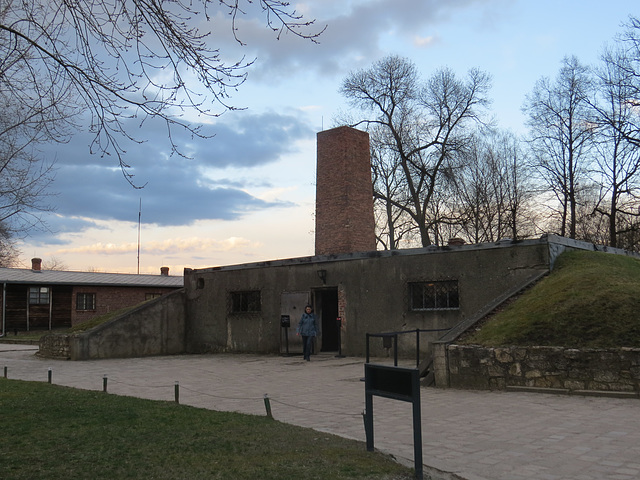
<box><xmin>446</xmin><ymin>344</ymin><xmax>640</xmax><ymax>393</ymax></box>
<box><xmin>38</xmin><ymin>333</ymin><xmax>72</xmax><ymax>359</ymax></box>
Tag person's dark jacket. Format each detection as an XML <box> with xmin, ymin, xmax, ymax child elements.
<box><xmin>297</xmin><ymin>313</ymin><xmax>318</xmax><ymax>336</ymax></box>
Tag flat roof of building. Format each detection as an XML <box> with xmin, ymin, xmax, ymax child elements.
<box><xmin>0</xmin><ymin>268</ymin><xmax>183</xmax><ymax>288</ymax></box>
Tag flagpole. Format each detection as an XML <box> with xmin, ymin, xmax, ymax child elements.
<box><xmin>137</xmin><ymin>198</ymin><xmax>141</xmax><ymax>274</ymax></box>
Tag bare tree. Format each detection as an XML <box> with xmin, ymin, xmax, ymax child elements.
<box><xmin>0</xmin><ymin>222</ymin><xmax>19</xmax><ymax>267</ymax></box>
<box><xmin>0</xmin><ymin>99</ymin><xmax>57</xmax><ymax>264</ymax></box>
<box><xmin>589</xmin><ymin>46</ymin><xmax>640</xmax><ymax>248</ymax></box>
<box><xmin>341</xmin><ymin>55</ymin><xmax>492</xmax><ymax>247</ymax></box>
<box><xmin>42</xmin><ymin>256</ymin><xmax>69</xmax><ymax>271</ymax></box>
<box><xmin>0</xmin><ymin>0</ymin><xmax>322</xmax><ymax>257</ymax></box>
<box><xmin>523</xmin><ymin>55</ymin><xmax>595</xmax><ymax>239</ymax></box>
<box><xmin>0</xmin><ymin>0</ymin><xmax>323</xmax><ymax>183</ymax></box>
<box><xmin>451</xmin><ymin>130</ymin><xmax>537</xmax><ymax>243</ymax></box>
<box><xmin>368</xmin><ymin>124</ymin><xmax>415</xmax><ymax>249</ymax></box>
<box><xmin>612</xmin><ymin>15</ymin><xmax>640</xmax><ymax>148</ymax></box>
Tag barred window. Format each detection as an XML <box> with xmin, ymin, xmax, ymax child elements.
<box><xmin>29</xmin><ymin>287</ymin><xmax>50</xmax><ymax>305</ymax></box>
<box><xmin>409</xmin><ymin>281</ymin><xmax>459</xmax><ymax>311</ymax></box>
<box><xmin>230</xmin><ymin>291</ymin><xmax>261</xmax><ymax>313</ymax></box>
<box><xmin>76</xmin><ymin>293</ymin><xmax>96</xmax><ymax>311</ymax></box>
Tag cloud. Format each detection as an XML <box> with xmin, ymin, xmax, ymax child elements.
<box><xmin>52</xmin><ymin>236</ymin><xmax>260</xmax><ymax>255</ymax></box>
<box><xmin>218</xmin><ymin>0</ymin><xmax>498</xmax><ymax>79</ymax></box>
<box><xmin>413</xmin><ymin>35</ymin><xmax>439</xmax><ymax>48</ymax></box>
<box><xmin>33</xmin><ymin>109</ymin><xmax>314</xmax><ymax>238</ymax></box>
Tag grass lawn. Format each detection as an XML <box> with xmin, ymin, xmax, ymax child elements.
<box><xmin>0</xmin><ymin>379</ymin><xmax>413</xmax><ymax>480</ymax></box>
<box><xmin>461</xmin><ymin>250</ymin><xmax>640</xmax><ymax>348</ymax></box>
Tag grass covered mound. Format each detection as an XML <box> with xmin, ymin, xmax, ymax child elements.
<box><xmin>0</xmin><ymin>379</ymin><xmax>412</xmax><ymax>480</ymax></box>
<box><xmin>462</xmin><ymin>250</ymin><xmax>640</xmax><ymax>349</ymax></box>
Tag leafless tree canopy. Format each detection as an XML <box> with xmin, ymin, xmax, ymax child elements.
<box><xmin>522</xmin><ymin>55</ymin><xmax>595</xmax><ymax>240</ymax></box>
<box><xmin>0</xmin><ymin>0</ymin><xmax>323</xmax><ymax>181</ymax></box>
<box><xmin>589</xmin><ymin>45</ymin><xmax>640</xmax><ymax>248</ymax></box>
<box><xmin>0</xmin><ymin>0</ymin><xmax>323</xmax><ymax>263</ymax></box>
<box><xmin>341</xmin><ymin>55</ymin><xmax>492</xmax><ymax>248</ymax></box>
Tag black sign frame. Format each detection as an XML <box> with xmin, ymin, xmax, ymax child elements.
<box><xmin>364</xmin><ymin>363</ymin><xmax>423</xmax><ymax>480</ymax></box>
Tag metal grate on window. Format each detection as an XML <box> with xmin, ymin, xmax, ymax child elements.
<box><xmin>230</xmin><ymin>291</ymin><xmax>261</xmax><ymax>313</ymax></box>
<box><xmin>409</xmin><ymin>280</ymin><xmax>459</xmax><ymax>310</ymax></box>
<box><xmin>76</xmin><ymin>293</ymin><xmax>96</xmax><ymax>311</ymax></box>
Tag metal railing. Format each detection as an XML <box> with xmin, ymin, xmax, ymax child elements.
<box><xmin>365</xmin><ymin>328</ymin><xmax>451</xmax><ymax>369</ymax></box>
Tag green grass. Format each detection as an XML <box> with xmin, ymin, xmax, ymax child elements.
<box><xmin>0</xmin><ymin>379</ymin><xmax>412</xmax><ymax>480</ymax></box>
<box><xmin>461</xmin><ymin>250</ymin><xmax>640</xmax><ymax>348</ymax></box>
<box><xmin>67</xmin><ymin>303</ymin><xmax>144</xmax><ymax>333</ymax></box>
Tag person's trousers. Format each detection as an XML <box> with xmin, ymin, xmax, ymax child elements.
<box><xmin>302</xmin><ymin>335</ymin><xmax>314</xmax><ymax>360</ymax></box>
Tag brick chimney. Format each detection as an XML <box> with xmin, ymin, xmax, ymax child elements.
<box><xmin>315</xmin><ymin>126</ymin><xmax>376</xmax><ymax>256</ymax></box>
<box><xmin>160</xmin><ymin>267</ymin><xmax>169</xmax><ymax>276</ymax></box>
<box><xmin>31</xmin><ymin>258</ymin><xmax>42</xmax><ymax>271</ymax></box>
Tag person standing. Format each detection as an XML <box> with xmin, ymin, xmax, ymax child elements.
<box><xmin>297</xmin><ymin>305</ymin><xmax>318</xmax><ymax>361</ymax></box>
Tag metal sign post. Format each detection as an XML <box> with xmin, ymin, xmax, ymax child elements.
<box><xmin>280</xmin><ymin>315</ymin><xmax>291</xmax><ymax>356</ymax></box>
<box><xmin>364</xmin><ymin>363</ymin><xmax>423</xmax><ymax>480</ymax></box>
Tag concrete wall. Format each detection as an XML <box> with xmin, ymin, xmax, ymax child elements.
<box><xmin>66</xmin><ymin>289</ymin><xmax>186</xmax><ymax>360</ymax></box>
<box><xmin>184</xmin><ymin>239</ymin><xmax>551</xmax><ymax>356</ymax></box>
<box><xmin>71</xmin><ymin>286</ymin><xmax>179</xmax><ymax>326</ymax></box>
<box><xmin>443</xmin><ymin>344</ymin><xmax>640</xmax><ymax>394</ymax></box>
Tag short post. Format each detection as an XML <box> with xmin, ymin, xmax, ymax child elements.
<box><xmin>335</xmin><ymin>317</ymin><xmax>345</xmax><ymax>358</ymax></box>
<box><xmin>393</xmin><ymin>334</ymin><xmax>398</xmax><ymax>366</ymax></box>
<box><xmin>263</xmin><ymin>394</ymin><xmax>273</xmax><ymax>419</ymax></box>
<box><xmin>103</xmin><ymin>375</ymin><xmax>108</xmax><ymax>393</ymax></box>
<box><xmin>175</xmin><ymin>381</ymin><xmax>180</xmax><ymax>404</ymax></box>
<box><xmin>47</xmin><ymin>367</ymin><xmax>52</xmax><ymax>384</ymax></box>
<box><xmin>3</xmin><ymin>366</ymin><xmax>7</xmax><ymax>378</ymax></box>
<box><xmin>416</xmin><ymin>329</ymin><xmax>421</xmax><ymax>369</ymax></box>
<box><xmin>366</xmin><ymin>333</ymin><xmax>371</xmax><ymax>363</ymax></box>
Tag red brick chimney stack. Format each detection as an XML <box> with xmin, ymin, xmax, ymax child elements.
<box><xmin>31</xmin><ymin>258</ymin><xmax>42</xmax><ymax>271</ymax></box>
<box><xmin>315</xmin><ymin>126</ymin><xmax>376</xmax><ymax>256</ymax></box>
<box><xmin>160</xmin><ymin>267</ymin><xmax>169</xmax><ymax>276</ymax></box>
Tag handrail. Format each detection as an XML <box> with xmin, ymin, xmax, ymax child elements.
<box><xmin>365</xmin><ymin>328</ymin><xmax>451</xmax><ymax>369</ymax></box>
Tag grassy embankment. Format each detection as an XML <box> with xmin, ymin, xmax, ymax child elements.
<box><xmin>461</xmin><ymin>249</ymin><xmax>640</xmax><ymax>348</ymax></box>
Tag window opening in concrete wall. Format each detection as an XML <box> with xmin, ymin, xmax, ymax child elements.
<box><xmin>29</xmin><ymin>286</ymin><xmax>50</xmax><ymax>305</ymax></box>
<box><xmin>230</xmin><ymin>290</ymin><xmax>261</xmax><ymax>313</ymax></box>
<box><xmin>409</xmin><ymin>281</ymin><xmax>459</xmax><ymax>310</ymax></box>
<box><xmin>76</xmin><ymin>293</ymin><xmax>96</xmax><ymax>310</ymax></box>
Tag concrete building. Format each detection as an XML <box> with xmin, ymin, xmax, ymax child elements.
<box><xmin>41</xmin><ymin>126</ymin><xmax>638</xmax><ymax>364</ymax></box>
<box><xmin>181</xmin><ymin>126</ymin><xmax>548</xmax><ymax>358</ymax></box>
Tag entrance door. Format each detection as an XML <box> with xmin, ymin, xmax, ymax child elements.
<box><xmin>280</xmin><ymin>292</ymin><xmax>310</xmax><ymax>354</ymax></box>
<box><xmin>315</xmin><ymin>288</ymin><xmax>339</xmax><ymax>352</ymax></box>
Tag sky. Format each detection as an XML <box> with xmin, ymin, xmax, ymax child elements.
<box><xmin>15</xmin><ymin>0</ymin><xmax>640</xmax><ymax>274</ymax></box>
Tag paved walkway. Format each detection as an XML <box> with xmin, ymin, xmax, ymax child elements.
<box><xmin>1</xmin><ymin>344</ymin><xmax>640</xmax><ymax>480</ymax></box>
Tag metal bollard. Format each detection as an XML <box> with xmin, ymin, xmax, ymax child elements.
<box><xmin>263</xmin><ymin>394</ymin><xmax>273</xmax><ymax>419</ymax></box>
<box><xmin>103</xmin><ymin>375</ymin><xmax>108</xmax><ymax>393</ymax></box>
<box><xmin>175</xmin><ymin>381</ymin><xmax>179</xmax><ymax>404</ymax></box>
<box><xmin>47</xmin><ymin>367</ymin><xmax>52</xmax><ymax>384</ymax></box>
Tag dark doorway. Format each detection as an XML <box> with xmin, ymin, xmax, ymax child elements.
<box><xmin>315</xmin><ymin>288</ymin><xmax>339</xmax><ymax>352</ymax></box>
